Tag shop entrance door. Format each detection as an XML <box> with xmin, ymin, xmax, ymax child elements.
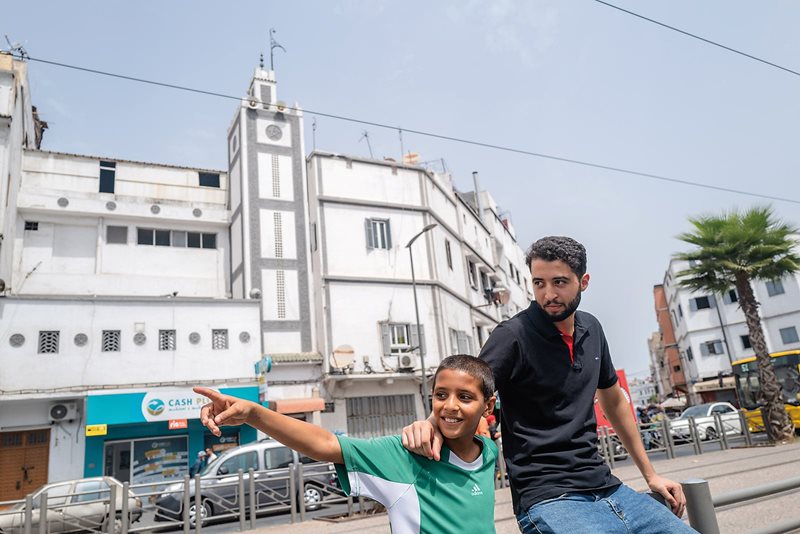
<box><xmin>0</xmin><ymin>429</ymin><xmax>50</xmax><ymax>501</ymax></box>
<box><xmin>103</xmin><ymin>441</ymin><xmax>132</xmax><ymax>483</ymax></box>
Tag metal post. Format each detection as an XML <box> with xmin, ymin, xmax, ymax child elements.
<box><xmin>358</xmin><ymin>495</ymin><xmax>365</xmax><ymax>514</ymax></box>
<box><xmin>606</xmin><ymin>429</ymin><xmax>616</xmax><ymax>469</ymax></box>
<box><xmin>740</xmin><ymin>410</ymin><xmax>753</xmax><ymax>447</ymax></box>
<box><xmin>107</xmin><ymin>483</ymin><xmax>117</xmax><ymax>534</ymax></box>
<box><xmin>24</xmin><ymin>494</ymin><xmax>33</xmax><ymax>534</ymax></box>
<box><xmin>289</xmin><ymin>464</ymin><xmax>297</xmax><ymax>524</ymax></box>
<box><xmin>715</xmin><ymin>414</ymin><xmax>728</xmax><ymax>450</ymax></box>
<box><xmin>194</xmin><ymin>474</ymin><xmax>202</xmax><ymax>534</ymax></box>
<box><xmin>182</xmin><ymin>476</ymin><xmax>191</xmax><ymax>534</ymax></box>
<box><xmin>238</xmin><ymin>469</ymin><xmax>246</xmax><ymax>531</ymax></box>
<box><xmin>298</xmin><ymin>462</ymin><xmax>306</xmax><ymax>522</ymax></box>
<box><xmin>406</xmin><ymin>223</ymin><xmax>437</xmax><ymax>417</ymax></box>
<box><xmin>38</xmin><ymin>492</ymin><xmax>47</xmax><ymax>534</ymax></box>
<box><xmin>496</xmin><ymin>441</ymin><xmax>507</xmax><ymax>488</ymax></box>
<box><xmin>346</xmin><ymin>494</ymin><xmax>354</xmax><ymax>517</ymax></box>
<box><xmin>598</xmin><ymin>427</ymin><xmax>610</xmax><ymax>468</ymax></box>
<box><xmin>662</xmin><ymin>418</ymin><xmax>675</xmax><ymax>459</ymax></box>
<box><xmin>248</xmin><ymin>468</ymin><xmax>256</xmax><ymax>530</ymax></box>
<box><xmin>682</xmin><ymin>478</ymin><xmax>720</xmax><ymax>534</ymax></box>
<box><xmin>689</xmin><ymin>417</ymin><xmax>702</xmax><ymax>455</ymax></box>
<box><xmin>120</xmin><ymin>482</ymin><xmax>129</xmax><ymax>534</ymax></box>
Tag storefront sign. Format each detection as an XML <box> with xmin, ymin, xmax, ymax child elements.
<box><xmin>142</xmin><ymin>390</ymin><xmax>209</xmax><ymax>422</ymax></box>
<box><xmin>86</xmin><ymin>424</ymin><xmax>107</xmax><ymax>436</ymax></box>
<box><xmin>168</xmin><ymin>419</ymin><xmax>188</xmax><ymax>430</ymax></box>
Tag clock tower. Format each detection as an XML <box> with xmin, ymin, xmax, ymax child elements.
<box><xmin>227</xmin><ymin>66</ymin><xmax>314</xmax><ymax>356</ymax></box>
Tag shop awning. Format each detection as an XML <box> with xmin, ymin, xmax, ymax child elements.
<box><xmin>268</xmin><ymin>397</ymin><xmax>325</xmax><ymax>414</ymax></box>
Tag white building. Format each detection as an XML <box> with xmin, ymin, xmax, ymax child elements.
<box><xmin>662</xmin><ymin>257</ymin><xmax>800</xmax><ymax>404</ymax></box>
<box><xmin>0</xmin><ymin>53</ymin><xmax>262</xmax><ymax>498</ymax></box>
<box><xmin>305</xmin><ymin>154</ymin><xmax>532</xmax><ymax>436</ymax></box>
<box><xmin>629</xmin><ymin>377</ymin><xmax>656</xmax><ymax>408</ymax></box>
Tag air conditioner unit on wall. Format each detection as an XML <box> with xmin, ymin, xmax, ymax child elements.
<box><xmin>398</xmin><ymin>353</ymin><xmax>416</xmax><ymax>371</ymax></box>
<box><xmin>49</xmin><ymin>402</ymin><xmax>78</xmax><ymax>424</ymax></box>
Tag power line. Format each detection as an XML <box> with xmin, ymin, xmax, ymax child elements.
<box><xmin>16</xmin><ymin>54</ymin><xmax>800</xmax><ymax>206</ymax></box>
<box><xmin>594</xmin><ymin>0</ymin><xmax>800</xmax><ymax>78</ymax></box>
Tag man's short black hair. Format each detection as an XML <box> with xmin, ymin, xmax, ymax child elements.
<box><xmin>524</xmin><ymin>236</ymin><xmax>587</xmax><ymax>278</ymax></box>
<box><xmin>432</xmin><ymin>354</ymin><xmax>495</xmax><ymax>400</ymax></box>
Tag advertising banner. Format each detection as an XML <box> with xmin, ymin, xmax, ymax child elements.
<box><xmin>131</xmin><ymin>436</ymin><xmax>188</xmax><ymax>485</ymax></box>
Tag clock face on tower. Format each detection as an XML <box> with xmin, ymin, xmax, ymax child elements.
<box><xmin>266</xmin><ymin>125</ymin><xmax>283</xmax><ymax>141</ymax></box>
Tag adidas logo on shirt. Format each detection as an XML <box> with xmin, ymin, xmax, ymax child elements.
<box><xmin>471</xmin><ymin>483</ymin><xmax>483</xmax><ymax>496</ymax></box>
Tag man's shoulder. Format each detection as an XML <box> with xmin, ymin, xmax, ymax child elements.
<box><xmin>575</xmin><ymin>310</ymin><xmax>603</xmax><ymax>329</ymax></box>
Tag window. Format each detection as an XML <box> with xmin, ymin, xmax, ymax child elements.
<box><xmin>686</xmin><ymin>347</ymin><xmax>694</xmax><ymax>361</ymax></box>
<box><xmin>445</xmin><ymin>239</ymin><xmax>453</xmax><ymax>270</ymax></box>
<box><xmin>33</xmin><ymin>483</ymin><xmax>71</xmax><ymax>508</ymax></box>
<box><xmin>71</xmin><ymin>480</ymin><xmax>109</xmax><ymax>503</ymax></box>
<box><xmin>467</xmin><ymin>259</ymin><xmax>478</xmax><ymax>289</ymax></box>
<box><xmin>219</xmin><ymin>451</ymin><xmax>258</xmax><ymax>475</ymax></box>
<box><xmin>690</xmin><ymin>296</ymin><xmax>713</xmax><ymax>310</ymax></box>
<box><xmin>172</xmin><ymin>231</ymin><xmax>187</xmax><ymax>247</ymax></box>
<box><xmin>202</xmin><ymin>233</ymin><xmax>216</xmax><ymax>249</ymax></box>
<box><xmin>198</xmin><ymin>172</ymin><xmax>220</xmax><ymax>188</ymax></box>
<box><xmin>480</xmin><ymin>270</ymin><xmax>490</xmax><ymax>293</ymax></box>
<box><xmin>670</xmin><ymin>310</ymin><xmax>678</xmax><ymax>327</ymax></box>
<box><xmin>24</xmin><ymin>221</ymin><xmax>38</xmax><ymax>231</ymax></box>
<box><xmin>265</xmin><ymin>447</ymin><xmax>294</xmax><ymax>469</ymax></box>
<box><xmin>106</xmin><ymin>226</ymin><xmax>127</xmax><ymax>244</ymax></box>
<box><xmin>99</xmin><ymin>161</ymin><xmax>116</xmax><ymax>194</ymax></box>
<box><xmin>187</xmin><ymin>232</ymin><xmax>201</xmax><ymax>248</ymax></box>
<box><xmin>723</xmin><ymin>289</ymin><xmax>738</xmax><ymax>304</ymax></box>
<box><xmin>741</xmin><ymin>335</ymin><xmax>752</xmax><ymax>349</ymax></box>
<box><xmin>365</xmin><ymin>218</ymin><xmax>391</xmax><ymax>250</ymax></box>
<box><xmin>700</xmin><ymin>339</ymin><xmax>725</xmax><ymax>356</ymax></box>
<box><xmin>449</xmin><ymin>328</ymin><xmax>459</xmax><ymax>354</ymax></box>
<box><xmin>137</xmin><ymin>228</ymin><xmax>154</xmax><ymax>245</ymax></box>
<box><xmin>38</xmin><ymin>331</ymin><xmax>60</xmax><ymax>354</ymax></box>
<box><xmin>766</xmin><ymin>279</ymin><xmax>785</xmax><ymax>297</ymax></box>
<box><xmin>673</xmin><ymin>365</ymin><xmax>681</xmax><ymax>372</ymax></box>
<box><xmin>711</xmin><ymin>404</ymin><xmax>734</xmax><ymax>414</ymax></box>
<box><xmin>159</xmin><ymin>330</ymin><xmax>176</xmax><ymax>351</ymax></box>
<box><xmin>780</xmin><ymin>326</ymin><xmax>799</xmax><ymax>345</ymax></box>
<box><xmin>212</xmin><ymin>329</ymin><xmax>228</xmax><ymax>350</ymax></box>
<box><xmin>102</xmin><ymin>330</ymin><xmax>121</xmax><ymax>352</ymax></box>
<box><xmin>389</xmin><ymin>324</ymin><xmax>410</xmax><ymax>354</ymax></box>
<box><xmin>154</xmin><ymin>229</ymin><xmax>170</xmax><ymax>246</ymax></box>
<box><xmin>678</xmin><ymin>304</ymin><xmax>683</xmax><ymax>318</ymax></box>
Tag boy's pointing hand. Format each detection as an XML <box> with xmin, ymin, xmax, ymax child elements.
<box><xmin>194</xmin><ymin>386</ymin><xmax>254</xmax><ymax>437</ymax></box>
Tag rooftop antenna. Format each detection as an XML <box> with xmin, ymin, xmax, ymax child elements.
<box><xmin>359</xmin><ymin>130</ymin><xmax>374</xmax><ymax>159</ymax></box>
<box><xmin>398</xmin><ymin>128</ymin><xmax>405</xmax><ymax>160</ymax></box>
<box><xmin>312</xmin><ymin>117</ymin><xmax>317</xmax><ymax>151</ymax></box>
<box><xmin>269</xmin><ymin>28</ymin><xmax>286</xmax><ymax>71</ymax></box>
<box><xmin>4</xmin><ymin>35</ymin><xmax>28</xmax><ymax>60</ymax></box>
<box><xmin>259</xmin><ymin>53</ymin><xmax>264</xmax><ymax>69</ymax></box>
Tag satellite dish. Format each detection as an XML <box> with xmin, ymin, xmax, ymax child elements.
<box><xmin>330</xmin><ymin>345</ymin><xmax>355</xmax><ymax>370</ymax></box>
<box><xmin>276</xmin><ymin>100</ymin><xmax>287</xmax><ymax>112</ymax></box>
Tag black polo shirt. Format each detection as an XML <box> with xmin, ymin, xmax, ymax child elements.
<box><xmin>480</xmin><ymin>301</ymin><xmax>621</xmax><ymax>514</ymax></box>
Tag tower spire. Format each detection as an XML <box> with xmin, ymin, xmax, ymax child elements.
<box><xmin>269</xmin><ymin>28</ymin><xmax>286</xmax><ymax>71</ymax></box>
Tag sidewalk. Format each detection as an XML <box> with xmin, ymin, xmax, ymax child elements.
<box><xmin>252</xmin><ymin>440</ymin><xmax>800</xmax><ymax>533</ymax></box>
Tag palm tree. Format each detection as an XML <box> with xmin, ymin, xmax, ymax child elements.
<box><xmin>675</xmin><ymin>206</ymin><xmax>799</xmax><ymax>442</ymax></box>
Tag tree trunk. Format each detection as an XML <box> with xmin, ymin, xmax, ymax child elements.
<box><xmin>734</xmin><ymin>273</ymin><xmax>795</xmax><ymax>442</ymax></box>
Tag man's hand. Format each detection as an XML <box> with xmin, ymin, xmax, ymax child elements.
<box><xmin>401</xmin><ymin>419</ymin><xmax>444</xmax><ymax>461</ymax></box>
<box><xmin>647</xmin><ymin>474</ymin><xmax>686</xmax><ymax>518</ymax></box>
<box><xmin>194</xmin><ymin>387</ymin><xmax>255</xmax><ymax>437</ymax></box>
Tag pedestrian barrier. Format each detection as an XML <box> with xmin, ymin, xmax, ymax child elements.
<box><xmin>681</xmin><ymin>476</ymin><xmax>800</xmax><ymax>534</ymax></box>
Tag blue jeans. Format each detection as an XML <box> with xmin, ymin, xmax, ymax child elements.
<box><xmin>516</xmin><ymin>484</ymin><xmax>697</xmax><ymax>534</ymax></box>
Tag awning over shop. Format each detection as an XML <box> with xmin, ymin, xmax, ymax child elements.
<box><xmin>693</xmin><ymin>376</ymin><xmax>736</xmax><ymax>393</ymax></box>
<box><xmin>268</xmin><ymin>397</ymin><xmax>325</xmax><ymax>414</ymax></box>
<box><xmin>661</xmin><ymin>397</ymin><xmax>686</xmax><ymax>409</ymax></box>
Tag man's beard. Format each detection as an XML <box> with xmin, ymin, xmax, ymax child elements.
<box><xmin>538</xmin><ymin>291</ymin><xmax>582</xmax><ymax>322</ymax></box>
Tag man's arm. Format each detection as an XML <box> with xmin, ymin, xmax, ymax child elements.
<box><xmin>194</xmin><ymin>387</ymin><xmax>343</xmax><ymax>464</ymax></box>
<box><xmin>596</xmin><ymin>384</ymin><xmax>685</xmax><ymax>517</ymax></box>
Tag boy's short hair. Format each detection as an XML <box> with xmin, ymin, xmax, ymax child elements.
<box><xmin>433</xmin><ymin>355</ymin><xmax>495</xmax><ymax>400</ymax></box>
<box><xmin>524</xmin><ymin>236</ymin><xmax>587</xmax><ymax>278</ymax></box>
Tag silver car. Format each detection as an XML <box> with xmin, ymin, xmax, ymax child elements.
<box><xmin>0</xmin><ymin>476</ymin><xmax>142</xmax><ymax>534</ymax></box>
<box><xmin>669</xmin><ymin>402</ymin><xmax>741</xmax><ymax>442</ymax></box>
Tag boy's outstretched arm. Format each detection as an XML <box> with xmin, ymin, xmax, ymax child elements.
<box><xmin>194</xmin><ymin>387</ymin><xmax>343</xmax><ymax>464</ymax></box>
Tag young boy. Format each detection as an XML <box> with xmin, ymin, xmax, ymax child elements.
<box><xmin>195</xmin><ymin>355</ymin><xmax>498</xmax><ymax>534</ymax></box>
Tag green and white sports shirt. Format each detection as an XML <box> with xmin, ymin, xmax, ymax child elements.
<box><xmin>335</xmin><ymin>434</ymin><xmax>498</xmax><ymax>534</ymax></box>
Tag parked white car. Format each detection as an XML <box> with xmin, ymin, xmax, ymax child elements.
<box><xmin>669</xmin><ymin>402</ymin><xmax>741</xmax><ymax>442</ymax></box>
<box><xmin>0</xmin><ymin>476</ymin><xmax>142</xmax><ymax>534</ymax></box>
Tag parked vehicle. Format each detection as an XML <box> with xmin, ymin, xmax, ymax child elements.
<box><xmin>669</xmin><ymin>402</ymin><xmax>741</xmax><ymax>442</ymax></box>
<box><xmin>0</xmin><ymin>476</ymin><xmax>142</xmax><ymax>534</ymax></box>
<box><xmin>154</xmin><ymin>440</ymin><xmax>341</xmax><ymax>527</ymax></box>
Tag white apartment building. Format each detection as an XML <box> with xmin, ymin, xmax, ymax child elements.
<box><xmin>306</xmin><ymin>154</ymin><xmax>532</xmax><ymax>436</ymax></box>
<box><xmin>0</xmin><ymin>54</ymin><xmax>262</xmax><ymax>498</ymax></box>
<box><xmin>662</xmin><ymin>257</ymin><xmax>800</xmax><ymax>404</ymax></box>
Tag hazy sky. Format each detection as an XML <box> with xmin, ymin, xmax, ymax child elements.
<box><xmin>6</xmin><ymin>1</ymin><xmax>800</xmax><ymax>375</ymax></box>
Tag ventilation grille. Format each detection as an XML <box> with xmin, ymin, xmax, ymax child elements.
<box><xmin>159</xmin><ymin>330</ymin><xmax>176</xmax><ymax>351</ymax></box>
<box><xmin>212</xmin><ymin>329</ymin><xmax>229</xmax><ymax>350</ymax></box>
<box><xmin>273</xmin><ymin>212</ymin><xmax>283</xmax><ymax>258</ymax></box>
<box><xmin>276</xmin><ymin>270</ymin><xmax>286</xmax><ymax>319</ymax></box>
<box><xmin>271</xmin><ymin>154</ymin><xmax>281</xmax><ymax>198</ymax></box>
<box><xmin>102</xmin><ymin>330</ymin><xmax>121</xmax><ymax>352</ymax></box>
<box><xmin>38</xmin><ymin>331</ymin><xmax>60</xmax><ymax>354</ymax></box>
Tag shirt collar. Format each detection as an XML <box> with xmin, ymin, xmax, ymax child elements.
<box><xmin>525</xmin><ymin>300</ymin><xmax>589</xmax><ymax>343</ymax></box>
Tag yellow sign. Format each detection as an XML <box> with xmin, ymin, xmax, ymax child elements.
<box><xmin>86</xmin><ymin>424</ymin><xmax>108</xmax><ymax>436</ymax></box>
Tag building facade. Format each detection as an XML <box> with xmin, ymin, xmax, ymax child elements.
<box><xmin>658</xmin><ymin>258</ymin><xmax>800</xmax><ymax>405</ymax></box>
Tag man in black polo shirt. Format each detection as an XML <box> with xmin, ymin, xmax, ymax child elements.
<box><xmin>403</xmin><ymin>236</ymin><xmax>694</xmax><ymax>533</ymax></box>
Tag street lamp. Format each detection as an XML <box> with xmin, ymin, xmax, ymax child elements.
<box><xmin>406</xmin><ymin>223</ymin><xmax>438</xmax><ymax>417</ymax></box>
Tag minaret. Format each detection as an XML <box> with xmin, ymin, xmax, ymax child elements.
<box><xmin>226</xmin><ymin>62</ymin><xmax>313</xmax><ymax>355</ymax></box>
